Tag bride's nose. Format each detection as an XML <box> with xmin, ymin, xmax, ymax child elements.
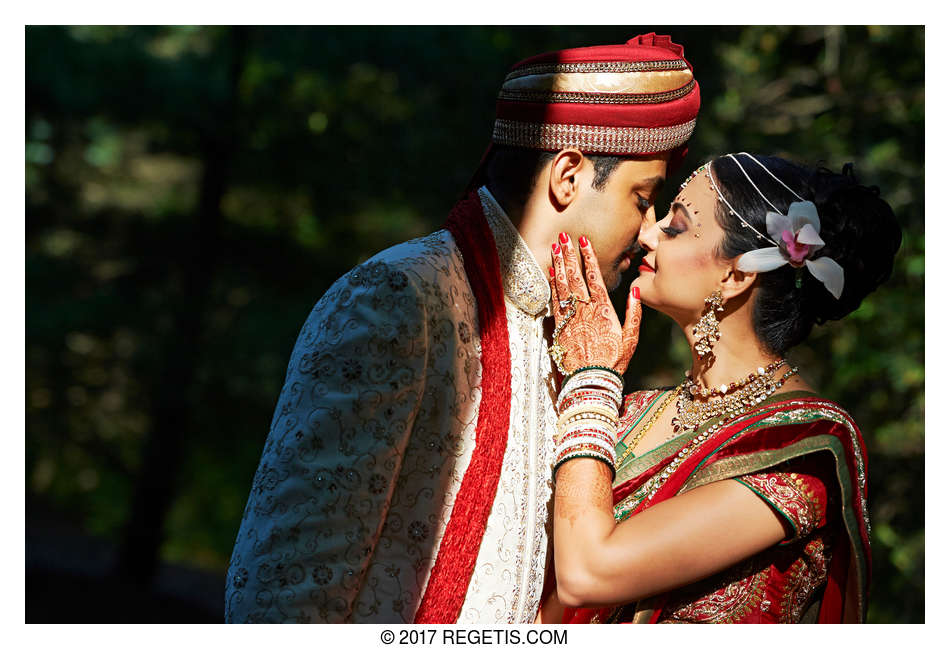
<box><xmin>638</xmin><ymin>215</ymin><xmax>659</xmax><ymax>252</ymax></box>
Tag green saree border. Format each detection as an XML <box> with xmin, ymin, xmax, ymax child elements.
<box><xmin>614</xmin><ymin>389</ymin><xmax>667</xmax><ymax>463</ymax></box>
<box><xmin>609</xmin><ymin>390</ymin><xmax>869</xmax><ymax>622</ymax></box>
<box><xmin>613</xmin><ymin>390</ymin><xmax>818</xmax><ymax>486</ymax></box>
<box><xmin>733</xmin><ymin>478</ymin><xmax>803</xmax><ymax>540</ymax></box>
<box><xmin>678</xmin><ymin>415</ymin><xmax>868</xmax><ymax>621</ymax></box>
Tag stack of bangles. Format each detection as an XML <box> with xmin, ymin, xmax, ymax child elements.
<box><xmin>554</xmin><ymin>366</ymin><xmax>623</xmax><ymax>481</ymax></box>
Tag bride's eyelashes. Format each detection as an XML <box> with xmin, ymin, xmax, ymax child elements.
<box><xmin>658</xmin><ymin>212</ymin><xmax>686</xmax><ymax>237</ymax></box>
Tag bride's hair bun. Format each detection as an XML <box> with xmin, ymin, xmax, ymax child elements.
<box><xmin>710</xmin><ymin>154</ymin><xmax>902</xmax><ymax>355</ymax></box>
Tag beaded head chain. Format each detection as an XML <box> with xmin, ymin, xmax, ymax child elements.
<box><xmin>685</xmin><ymin>153</ymin><xmax>845</xmax><ymax>299</ymax></box>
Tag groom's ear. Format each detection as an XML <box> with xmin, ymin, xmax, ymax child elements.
<box><xmin>547</xmin><ymin>148</ymin><xmax>585</xmax><ymax>210</ymax></box>
<box><xmin>720</xmin><ymin>265</ymin><xmax>757</xmax><ymax>302</ymax></box>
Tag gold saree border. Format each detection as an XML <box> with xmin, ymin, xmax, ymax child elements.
<box><xmin>678</xmin><ymin>408</ymin><xmax>868</xmax><ymax>621</ymax></box>
<box><xmin>613</xmin><ymin>390</ymin><xmax>817</xmax><ymax>485</ymax></box>
<box><xmin>609</xmin><ymin>391</ymin><xmax>868</xmax><ymax>622</ymax></box>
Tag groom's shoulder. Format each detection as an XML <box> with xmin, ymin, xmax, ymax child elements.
<box><xmin>344</xmin><ymin>228</ymin><xmax>468</xmax><ymax>296</ymax></box>
<box><xmin>369</xmin><ymin>228</ymin><xmax>461</xmax><ymax>278</ymax></box>
<box><xmin>312</xmin><ymin>229</ymin><xmax>470</xmax><ymax>317</ymax></box>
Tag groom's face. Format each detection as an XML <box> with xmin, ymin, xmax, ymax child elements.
<box><xmin>570</xmin><ymin>154</ymin><xmax>669</xmax><ymax>292</ymax></box>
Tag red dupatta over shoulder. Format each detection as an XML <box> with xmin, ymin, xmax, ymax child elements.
<box><xmin>413</xmin><ymin>192</ymin><xmax>513</xmax><ymax>623</ymax></box>
<box><xmin>566</xmin><ymin>392</ymin><xmax>871</xmax><ymax>624</ymax></box>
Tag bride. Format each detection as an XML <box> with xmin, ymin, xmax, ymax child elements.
<box><xmin>539</xmin><ymin>153</ymin><xmax>900</xmax><ymax>623</ymax></box>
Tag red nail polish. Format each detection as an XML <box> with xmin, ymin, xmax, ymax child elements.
<box><xmin>579</xmin><ymin>235</ymin><xmax>589</xmax><ymax>247</ymax></box>
<box><xmin>552</xmin><ymin>243</ymin><xmax>561</xmax><ymax>254</ymax></box>
<box><xmin>559</xmin><ymin>232</ymin><xmax>569</xmax><ymax>244</ymax></box>
<box><xmin>632</xmin><ymin>286</ymin><xmax>640</xmax><ymax>300</ymax></box>
<box><xmin>549</xmin><ymin>267</ymin><xmax>555</xmax><ymax>278</ymax></box>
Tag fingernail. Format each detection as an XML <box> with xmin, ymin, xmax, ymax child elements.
<box><xmin>549</xmin><ymin>266</ymin><xmax>555</xmax><ymax>278</ymax></box>
<box><xmin>632</xmin><ymin>286</ymin><xmax>640</xmax><ymax>300</ymax></box>
<box><xmin>552</xmin><ymin>243</ymin><xmax>561</xmax><ymax>255</ymax></box>
<box><xmin>579</xmin><ymin>235</ymin><xmax>589</xmax><ymax>248</ymax></box>
<box><xmin>559</xmin><ymin>232</ymin><xmax>569</xmax><ymax>244</ymax></box>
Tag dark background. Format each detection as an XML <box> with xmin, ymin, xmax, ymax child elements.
<box><xmin>25</xmin><ymin>26</ymin><xmax>924</xmax><ymax>623</ymax></box>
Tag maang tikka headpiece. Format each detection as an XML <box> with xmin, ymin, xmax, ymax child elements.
<box><xmin>703</xmin><ymin>153</ymin><xmax>845</xmax><ymax>299</ymax></box>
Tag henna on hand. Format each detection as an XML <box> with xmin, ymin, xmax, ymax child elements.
<box><xmin>549</xmin><ymin>234</ymin><xmax>642</xmax><ymax>375</ymax></box>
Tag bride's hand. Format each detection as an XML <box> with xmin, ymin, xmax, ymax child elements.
<box><xmin>548</xmin><ymin>233</ymin><xmax>641</xmax><ymax>375</ymax></box>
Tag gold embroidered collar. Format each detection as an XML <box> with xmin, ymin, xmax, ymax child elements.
<box><xmin>478</xmin><ymin>187</ymin><xmax>552</xmax><ymax>318</ymax></box>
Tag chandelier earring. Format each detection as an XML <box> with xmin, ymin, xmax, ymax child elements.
<box><xmin>692</xmin><ymin>290</ymin><xmax>724</xmax><ymax>356</ymax></box>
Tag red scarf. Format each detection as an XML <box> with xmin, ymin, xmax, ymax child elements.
<box><xmin>413</xmin><ymin>192</ymin><xmax>513</xmax><ymax>623</ymax></box>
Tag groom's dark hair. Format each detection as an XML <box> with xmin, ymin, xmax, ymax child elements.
<box><xmin>483</xmin><ymin>146</ymin><xmax>623</xmax><ymax>215</ymax></box>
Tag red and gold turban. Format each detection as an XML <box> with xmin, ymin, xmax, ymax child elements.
<box><xmin>491</xmin><ymin>32</ymin><xmax>700</xmax><ymax>160</ymax></box>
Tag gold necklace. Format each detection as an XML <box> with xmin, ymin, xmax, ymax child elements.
<box><xmin>615</xmin><ymin>384</ymin><xmax>683</xmax><ymax>468</ymax></box>
<box><xmin>672</xmin><ymin>364</ymin><xmax>799</xmax><ymax>433</ymax></box>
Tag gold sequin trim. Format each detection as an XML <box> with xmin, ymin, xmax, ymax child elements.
<box><xmin>492</xmin><ymin>119</ymin><xmax>696</xmax><ymax>155</ymax></box>
<box><xmin>505</xmin><ymin>59</ymin><xmax>688</xmax><ymax>82</ymax></box>
<box><xmin>478</xmin><ymin>188</ymin><xmax>551</xmax><ymax>316</ymax></box>
<box><xmin>498</xmin><ymin>80</ymin><xmax>695</xmax><ymax>106</ymax></box>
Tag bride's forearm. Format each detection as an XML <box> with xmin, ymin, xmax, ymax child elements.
<box><xmin>552</xmin><ymin>458</ymin><xmax>619</xmax><ymax>607</ymax></box>
<box><xmin>549</xmin><ymin>365</ymin><xmax>625</xmax><ymax>607</ymax></box>
<box><xmin>535</xmin><ymin>588</ymin><xmax>568</xmax><ymax>623</ymax></box>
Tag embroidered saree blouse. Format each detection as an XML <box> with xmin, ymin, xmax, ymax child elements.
<box><xmin>598</xmin><ymin>389</ymin><xmax>856</xmax><ymax>624</ymax></box>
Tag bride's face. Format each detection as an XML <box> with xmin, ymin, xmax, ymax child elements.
<box><xmin>632</xmin><ymin>168</ymin><xmax>733</xmax><ymax>325</ymax></box>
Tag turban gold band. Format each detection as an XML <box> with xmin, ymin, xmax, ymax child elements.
<box><xmin>501</xmin><ymin>69</ymin><xmax>694</xmax><ymax>96</ymax></box>
<box><xmin>504</xmin><ymin>58</ymin><xmax>688</xmax><ymax>82</ymax></box>
<box><xmin>492</xmin><ymin>118</ymin><xmax>697</xmax><ymax>155</ymax></box>
<box><xmin>498</xmin><ymin>79</ymin><xmax>696</xmax><ymax>106</ymax></box>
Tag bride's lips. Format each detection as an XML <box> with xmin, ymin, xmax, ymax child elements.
<box><xmin>638</xmin><ymin>259</ymin><xmax>655</xmax><ymax>274</ymax></box>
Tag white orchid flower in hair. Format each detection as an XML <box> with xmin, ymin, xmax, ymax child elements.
<box><xmin>736</xmin><ymin>201</ymin><xmax>845</xmax><ymax>299</ymax></box>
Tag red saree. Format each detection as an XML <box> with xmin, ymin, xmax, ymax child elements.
<box><xmin>564</xmin><ymin>390</ymin><xmax>871</xmax><ymax>624</ymax></box>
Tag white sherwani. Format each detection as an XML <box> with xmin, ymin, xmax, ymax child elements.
<box><xmin>226</xmin><ymin>188</ymin><xmax>558</xmax><ymax>623</ymax></box>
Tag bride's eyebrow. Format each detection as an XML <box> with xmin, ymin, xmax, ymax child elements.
<box><xmin>670</xmin><ymin>201</ymin><xmax>693</xmax><ymax>223</ymax></box>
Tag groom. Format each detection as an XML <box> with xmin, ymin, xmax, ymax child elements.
<box><xmin>226</xmin><ymin>32</ymin><xmax>701</xmax><ymax>623</ymax></box>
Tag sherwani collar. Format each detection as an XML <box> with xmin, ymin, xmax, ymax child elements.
<box><xmin>477</xmin><ymin>187</ymin><xmax>552</xmax><ymax>318</ymax></box>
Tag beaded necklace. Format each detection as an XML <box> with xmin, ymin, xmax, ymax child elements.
<box><xmin>614</xmin><ymin>384</ymin><xmax>683</xmax><ymax>468</ymax></box>
<box><xmin>672</xmin><ymin>363</ymin><xmax>799</xmax><ymax>433</ymax></box>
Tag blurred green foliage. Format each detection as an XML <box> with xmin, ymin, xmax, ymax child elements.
<box><xmin>26</xmin><ymin>26</ymin><xmax>923</xmax><ymax>621</ymax></box>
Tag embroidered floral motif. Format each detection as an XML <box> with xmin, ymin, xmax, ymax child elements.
<box><xmin>458</xmin><ymin>321</ymin><xmax>472</xmax><ymax>344</ymax></box>
<box><xmin>779</xmin><ymin>536</ymin><xmax>831</xmax><ymax>622</ymax></box>
<box><xmin>737</xmin><ymin>472</ymin><xmax>822</xmax><ymax>540</ymax></box>
<box><xmin>227</xmin><ymin>191</ymin><xmax>556</xmax><ymax>624</ymax></box>
<box><xmin>368</xmin><ymin>473</ymin><xmax>387</xmax><ymax>495</ymax></box>
<box><xmin>408</xmin><ymin>521</ymin><xmax>429</xmax><ymax>543</ymax></box>
<box><xmin>226</xmin><ymin>231</ymin><xmax>475</xmax><ymax>623</ymax></box>
<box><xmin>480</xmin><ymin>189</ymin><xmax>551</xmax><ymax>317</ymax></box>
<box><xmin>659</xmin><ymin>560</ymin><xmax>770</xmax><ymax>623</ymax></box>
<box><xmin>341</xmin><ymin>359</ymin><xmax>362</xmax><ymax>382</ymax></box>
<box><xmin>232</xmin><ymin>567</ymin><xmax>248</xmax><ymax>589</ymax></box>
<box><xmin>460</xmin><ymin>189</ymin><xmax>557</xmax><ymax>624</ymax></box>
<box><xmin>610</xmin><ymin>403</ymin><xmax>850</xmax><ymax>623</ymax></box>
<box><xmin>313</xmin><ymin>565</ymin><xmax>333</xmax><ymax>585</ymax></box>
<box><xmin>618</xmin><ymin>389</ymin><xmax>664</xmax><ymax>429</ymax></box>
<box><xmin>755</xmin><ymin>402</ymin><xmax>869</xmax><ymax>535</ymax></box>
<box><xmin>388</xmin><ymin>270</ymin><xmax>409</xmax><ymax>291</ymax></box>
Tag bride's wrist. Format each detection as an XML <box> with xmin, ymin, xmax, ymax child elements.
<box><xmin>564</xmin><ymin>364</ymin><xmax>624</xmax><ymax>385</ymax></box>
<box><xmin>553</xmin><ymin>369</ymin><xmax>622</xmax><ymax>481</ymax></box>
<box><xmin>557</xmin><ymin>368</ymin><xmax>623</xmax><ymax>410</ymax></box>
